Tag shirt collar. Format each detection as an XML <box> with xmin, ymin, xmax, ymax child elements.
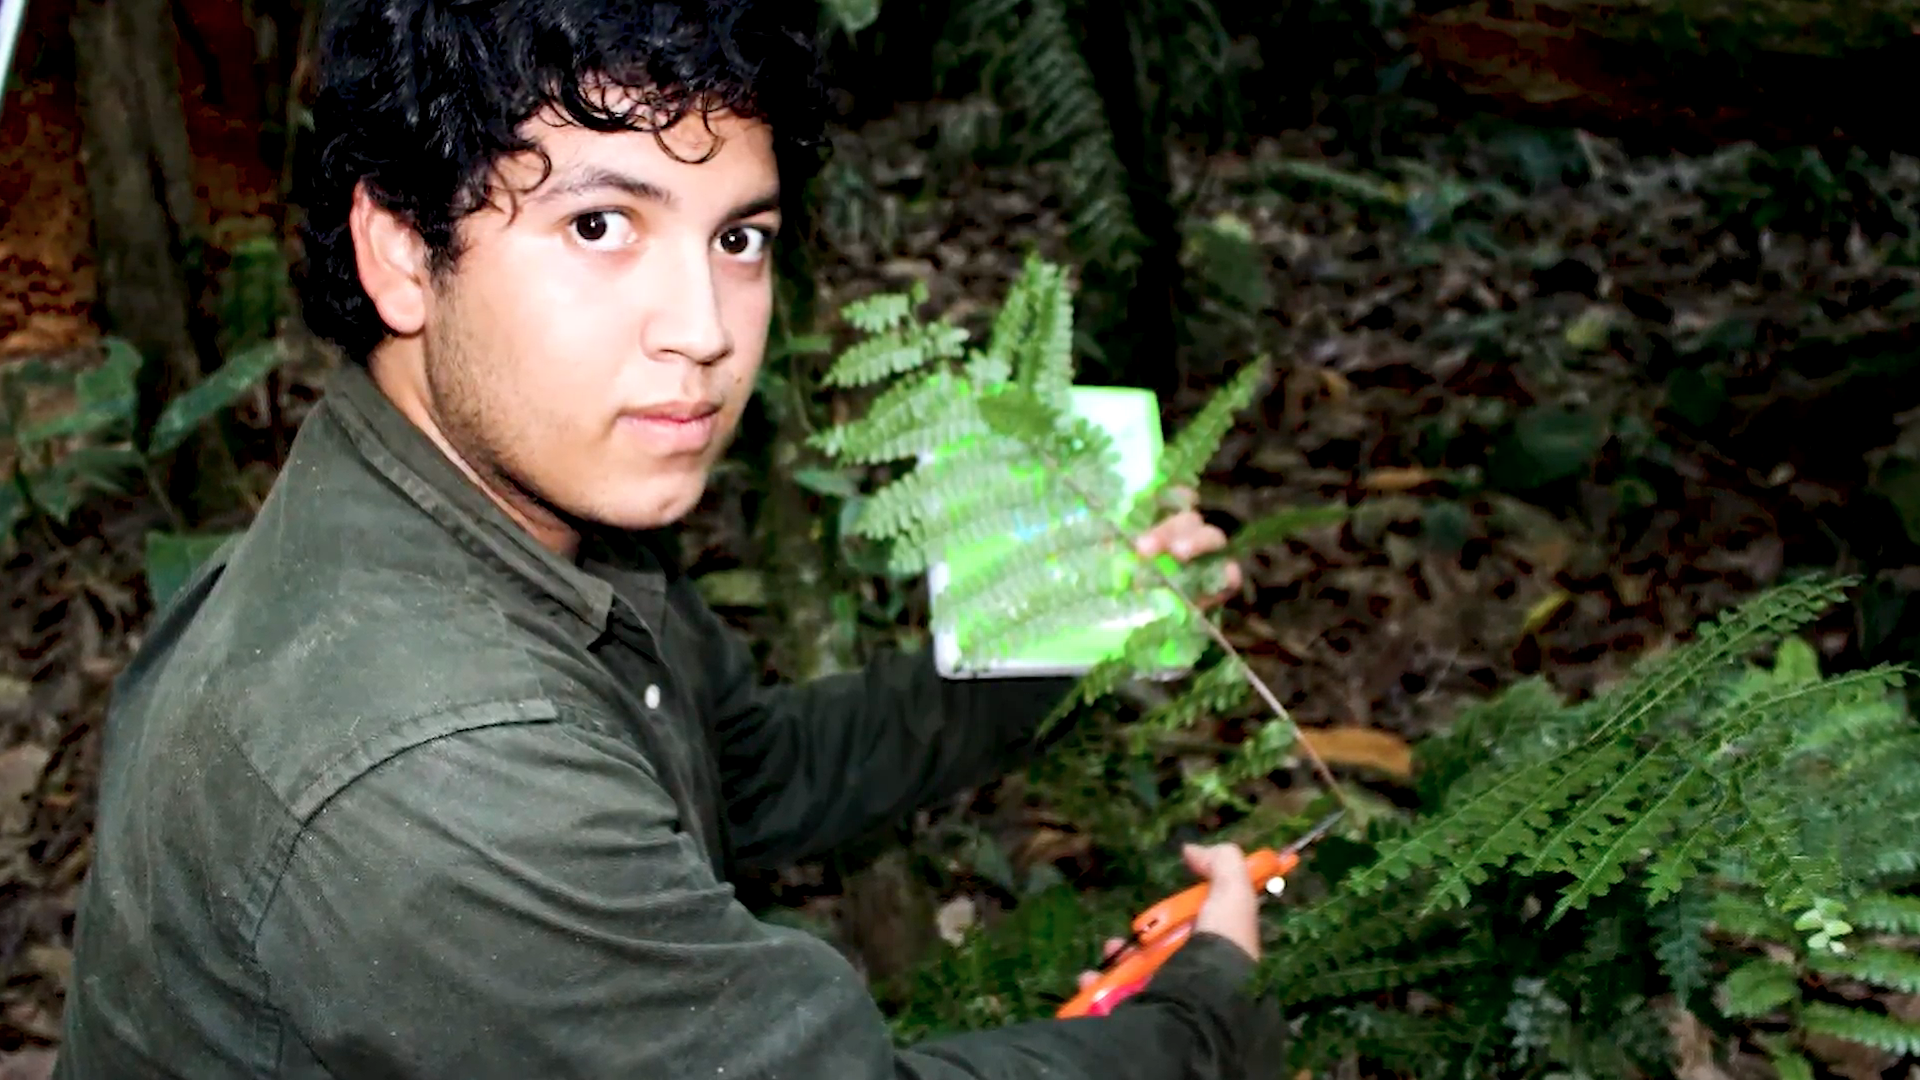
<box><xmin>320</xmin><ymin>362</ymin><xmax>669</xmax><ymax>644</ymax></box>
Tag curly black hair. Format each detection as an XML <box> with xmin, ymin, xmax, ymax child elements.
<box><xmin>294</xmin><ymin>0</ymin><xmax>829</xmax><ymax>364</ymax></box>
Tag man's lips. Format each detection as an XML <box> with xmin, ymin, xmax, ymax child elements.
<box><xmin>618</xmin><ymin>402</ymin><xmax>724</xmax><ymax>453</ymax></box>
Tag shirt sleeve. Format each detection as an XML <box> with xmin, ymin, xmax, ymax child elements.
<box><xmin>691</xmin><ymin>591</ymin><xmax>1081</xmax><ymax>869</ymax></box>
<box><xmin>253</xmin><ymin>721</ymin><xmax>1285</xmax><ymax>1080</ymax></box>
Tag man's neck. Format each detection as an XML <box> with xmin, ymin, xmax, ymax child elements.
<box><xmin>366</xmin><ymin>347</ymin><xmax>583</xmax><ymax>560</ymax></box>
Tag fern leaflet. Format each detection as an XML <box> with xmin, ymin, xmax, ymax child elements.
<box><xmin>1799</xmin><ymin>1002</ymin><xmax>1920</xmax><ymax>1057</ymax></box>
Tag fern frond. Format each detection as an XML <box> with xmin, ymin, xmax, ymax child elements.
<box><xmin>840</xmin><ymin>281</ymin><xmax>924</xmax><ymax>334</ymax></box>
<box><xmin>995</xmin><ymin>0</ymin><xmax>1138</xmax><ymax>275</ymax></box>
<box><xmin>999</xmin><ymin>256</ymin><xmax>1075</xmax><ymax>407</ymax></box>
<box><xmin>1347</xmin><ymin>742</ymin><xmax>1630</xmax><ymax>909</ymax></box>
<box><xmin>1132</xmin><ymin>658</ymin><xmax>1251</xmax><ymax>739</ymax></box>
<box><xmin>811</xmin><ymin>368</ymin><xmax>973</xmax><ymax>464</ymax></box>
<box><xmin>1651</xmin><ymin>885</ymin><xmax>1714</xmax><ymax>1001</ymax></box>
<box><xmin>944</xmin><ymin>558</ymin><xmax>1124</xmax><ymax>635</ymax></box>
<box><xmin>1720</xmin><ymin>958</ymin><xmax>1801</xmax><ymax>1018</ymax></box>
<box><xmin>1224</xmin><ymin>502</ymin><xmax>1350</xmax><ymax>558</ymax></box>
<box><xmin>935</xmin><ymin>516</ymin><xmax>1114</xmax><ymax>612</ymax></box>
<box><xmin>1808</xmin><ymin>944</ymin><xmax>1920</xmax><ymax>993</ymax></box>
<box><xmin>1799</xmin><ymin>1002</ymin><xmax>1920</xmax><ymax>1056</ymax></box>
<box><xmin>1852</xmin><ymin>892</ymin><xmax>1920</xmax><ymax>934</ymax></box>
<box><xmin>1585</xmin><ymin>576</ymin><xmax>1856</xmax><ymax>744</ymax></box>
<box><xmin>1765</xmin><ymin>1046</ymin><xmax>1815</xmax><ymax>1080</ymax></box>
<box><xmin>821</xmin><ymin>319</ymin><xmax>970</xmax><ymax>389</ymax></box>
<box><xmin>850</xmin><ymin>441</ymin><xmax>1033</xmax><ymax>540</ymax></box>
<box><xmin>975</xmin><ymin>387</ymin><xmax>1123</xmax><ymax>511</ymax></box>
<box><xmin>1549</xmin><ymin>762</ymin><xmax>1709</xmax><ymax>922</ymax></box>
<box><xmin>1127</xmin><ymin>359</ymin><xmax>1267</xmax><ymax>532</ymax></box>
<box><xmin>1707</xmin><ymin>667</ymin><xmax>1912</xmax><ymax>779</ymax></box>
<box><xmin>1729</xmin><ymin>783</ymin><xmax>1845</xmax><ymax>924</ymax></box>
<box><xmin>1709</xmin><ymin>889</ymin><xmax>1798</xmax><ymax>942</ymax></box>
<box><xmin>969</xmin><ymin>593</ymin><xmax>1159</xmax><ymax>662</ymax></box>
<box><xmin>1526</xmin><ymin>746</ymin><xmax>1685</xmax><ymax>877</ymax></box>
<box><xmin>1270</xmin><ymin>950</ymin><xmax>1483</xmax><ymax>1006</ymax></box>
<box><xmin>1645</xmin><ymin>796</ymin><xmax>1733</xmax><ymax>906</ymax></box>
<box><xmin>912</xmin><ymin>494</ymin><xmax>1108</xmax><ymax>580</ymax></box>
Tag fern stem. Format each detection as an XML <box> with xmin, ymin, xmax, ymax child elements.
<box><xmin>1046</xmin><ymin>466</ymin><xmax>1354</xmax><ymax>813</ymax></box>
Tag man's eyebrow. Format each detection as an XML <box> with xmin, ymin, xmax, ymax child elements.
<box><xmin>531</xmin><ymin>167</ymin><xmax>674</xmax><ymax>207</ymax></box>
<box><xmin>729</xmin><ymin>191</ymin><xmax>783</xmax><ymax>221</ymax></box>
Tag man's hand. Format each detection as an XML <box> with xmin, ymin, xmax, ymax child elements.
<box><xmin>1075</xmin><ymin>842</ymin><xmax>1263</xmax><ymax>992</ymax></box>
<box><xmin>1132</xmin><ymin>508</ymin><xmax>1243</xmax><ymax>609</ymax></box>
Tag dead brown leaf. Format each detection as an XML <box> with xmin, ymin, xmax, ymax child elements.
<box><xmin>1296</xmin><ymin>726</ymin><xmax>1414</xmax><ymax>779</ymax></box>
<box><xmin>0</xmin><ymin>743</ymin><xmax>50</xmax><ymax>833</ymax></box>
<box><xmin>1667</xmin><ymin>1004</ymin><xmax>1734</xmax><ymax>1080</ymax></box>
<box><xmin>1361</xmin><ymin>466</ymin><xmax>1436</xmax><ymax>492</ymax></box>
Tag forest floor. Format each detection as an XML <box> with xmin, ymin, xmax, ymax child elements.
<box><xmin>5</xmin><ymin>86</ymin><xmax>1920</xmax><ymax>1076</ymax></box>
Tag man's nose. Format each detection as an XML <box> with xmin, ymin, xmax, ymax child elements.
<box><xmin>644</xmin><ymin>243</ymin><xmax>731</xmax><ymax>366</ymax></box>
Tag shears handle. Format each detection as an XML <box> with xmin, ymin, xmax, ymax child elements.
<box><xmin>1055</xmin><ymin>847</ymin><xmax>1299</xmax><ymax>1019</ymax></box>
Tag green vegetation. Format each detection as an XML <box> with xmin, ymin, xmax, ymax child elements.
<box><xmin>819</xmin><ymin>262</ymin><xmax>1920</xmax><ymax>1077</ymax></box>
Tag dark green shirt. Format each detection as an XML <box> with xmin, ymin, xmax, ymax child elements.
<box><xmin>55</xmin><ymin>364</ymin><xmax>1282</xmax><ymax>1078</ymax></box>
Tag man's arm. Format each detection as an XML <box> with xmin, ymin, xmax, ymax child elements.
<box><xmin>255</xmin><ymin>719</ymin><xmax>1283</xmax><ymax>1079</ymax></box>
<box><xmin>698</xmin><ymin>508</ymin><xmax>1239</xmax><ymax>869</ymax></box>
<box><xmin>692</xmin><ymin>584</ymin><xmax>1077</xmax><ymax>869</ymax></box>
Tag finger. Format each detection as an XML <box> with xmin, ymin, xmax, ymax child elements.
<box><xmin>1134</xmin><ymin>510</ymin><xmax>1204</xmax><ymax>556</ymax></box>
<box><xmin>1166</xmin><ymin>520</ymin><xmax>1229</xmax><ymax>561</ymax></box>
<box><xmin>1103</xmin><ymin>937</ymin><xmax>1127</xmax><ymax>959</ymax></box>
<box><xmin>1079</xmin><ymin>971</ymin><xmax>1098</xmax><ymax>989</ymax></box>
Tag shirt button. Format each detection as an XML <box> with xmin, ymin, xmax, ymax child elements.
<box><xmin>644</xmin><ymin>684</ymin><xmax>661</xmax><ymax>709</ymax></box>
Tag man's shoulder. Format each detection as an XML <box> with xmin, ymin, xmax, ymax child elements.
<box><xmin>114</xmin><ymin>489</ymin><xmax>610</xmax><ymax>828</ymax></box>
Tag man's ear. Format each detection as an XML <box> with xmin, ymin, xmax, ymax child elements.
<box><xmin>349</xmin><ymin>182</ymin><xmax>431</xmax><ymax>336</ymax></box>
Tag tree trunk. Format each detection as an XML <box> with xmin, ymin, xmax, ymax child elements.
<box><xmin>755</xmin><ymin>347</ymin><xmax>940</xmax><ymax>987</ymax></box>
<box><xmin>71</xmin><ymin>0</ymin><xmax>234</xmax><ymax>522</ymax></box>
<box><xmin>1079</xmin><ymin>6</ymin><xmax>1182</xmax><ymax>400</ymax></box>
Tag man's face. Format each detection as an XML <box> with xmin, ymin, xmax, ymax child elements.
<box><xmin>391</xmin><ymin>106</ymin><xmax>780</xmax><ymax>542</ymax></box>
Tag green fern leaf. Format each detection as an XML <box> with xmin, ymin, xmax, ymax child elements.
<box><xmin>1526</xmin><ymin>745</ymin><xmax>1686</xmax><ymax>876</ymax></box>
<box><xmin>822</xmin><ymin>320</ymin><xmax>970</xmax><ymax>389</ymax></box>
<box><xmin>1808</xmin><ymin>944</ymin><xmax>1920</xmax><ymax>993</ymax></box>
<box><xmin>1645</xmin><ymin>796</ymin><xmax>1732</xmax><ymax>906</ymax></box>
<box><xmin>1852</xmin><ymin>892</ymin><xmax>1920</xmax><ymax>934</ymax></box>
<box><xmin>1128</xmin><ymin>359</ymin><xmax>1266</xmax><ymax>532</ymax></box>
<box><xmin>969</xmin><ymin>592</ymin><xmax>1152</xmax><ymax>662</ymax></box>
<box><xmin>840</xmin><ymin>282</ymin><xmax>923</xmax><ymax>334</ymax></box>
<box><xmin>921</xmin><ymin>495</ymin><xmax>1105</xmax><ymax>571</ymax></box>
<box><xmin>1269</xmin><ymin>951</ymin><xmax>1482</xmax><ymax>1006</ymax></box>
<box><xmin>1651</xmin><ymin>885</ymin><xmax>1714</xmax><ymax>1001</ymax></box>
<box><xmin>1346</xmin><ymin>741</ymin><xmax>1627</xmax><ymax>905</ymax></box>
<box><xmin>1416</xmin><ymin>742</ymin><xmax>1634</xmax><ymax>913</ymax></box>
<box><xmin>1765</xmin><ymin>1047</ymin><xmax>1815</xmax><ymax>1080</ymax></box>
<box><xmin>850</xmin><ymin>440</ymin><xmax>1033</xmax><ymax>541</ymax></box>
<box><xmin>1799</xmin><ymin>1002</ymin><xmax>1920</xmax><ymax>1056</ymax></box>
<box><xmin>1004</xmin><ymin>256</ymin><xmax>1075</xmax><ymax>407</ymax></box>
<box><xmin>1709</xmin><ymin>889</ymin><xmax>1797</xmax><ymax>942</ymax></box>
<box><xmin>1731</xmin><ymin>783</ymin><xmax>1845</xmax><ymax>923</ymax></box>
<box><xmin>1587</xmin><ymin>576</ymin><xmax>1855</xmax><ymax>744</ymax></box>
<box><xmin>1548</xmin><ymin>763</ymin><xmax>1708</xmax><ymax>922</ymax></box>
<box><xmin>1720</xmin><ymin>957</ymin><xmax>1801</xmax><ymax>1018</ymax></box>
<box><xmin>1224</xmin><ymin>502</ymin><xmax>1350</xmax><ymax>557</ymax></box>
<box><xmin>975</xmin><ymin>387</ymin><xmax>1123</xmax><ymax>510</ymax></box>
<box><xmin>935</xmin><ymin>517</ymin><xmax>1114</xmax><ymax>612</ymax></box>
<box><xmin>1133</xmin><ymin>658</ymin><xmax>1251</xmax><ymax>738</ymax></box>
<box><xmin>811</xmin><ymin>368</ymin><xmax>971</xmax><ymax>463</ymax></box>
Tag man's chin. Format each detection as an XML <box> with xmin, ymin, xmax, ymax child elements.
<box><xmin>582</xmin><ymin>478</ymin><xmax>709</xmax><ymax>533</ymax></box>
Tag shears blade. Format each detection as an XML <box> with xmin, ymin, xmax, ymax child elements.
<box><xmin>1278</xmin><ymin>809</ymin><xmax>1345</xmax><ymax>857</ymax></box>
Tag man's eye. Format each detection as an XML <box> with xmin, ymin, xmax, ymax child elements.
<box><xmin>715</xmin><ymin>225</ymin><xmax>772</xmax><ymax>261</ymax></box>
<box><xmin>572</xmin><ymin>211</ymin><xmax>628</xmax><ymax>245</ymax></box>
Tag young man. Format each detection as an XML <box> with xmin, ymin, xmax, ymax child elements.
<box><xmin>56</xmin><ymin>1</ymin><xmax>1287</xmax><ymax>1076</ymax></box>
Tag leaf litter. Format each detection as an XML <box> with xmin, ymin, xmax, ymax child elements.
<box><xmin>5</xmin><ymin>95</ymin><xmax>1920</xmax><ymax>1068</ymax></box>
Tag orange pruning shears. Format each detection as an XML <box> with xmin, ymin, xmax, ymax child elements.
<box><xmin>1056</xmin><ymin>810</ymin><xmax>1345</xmax><ymax>1020</ymax></box>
